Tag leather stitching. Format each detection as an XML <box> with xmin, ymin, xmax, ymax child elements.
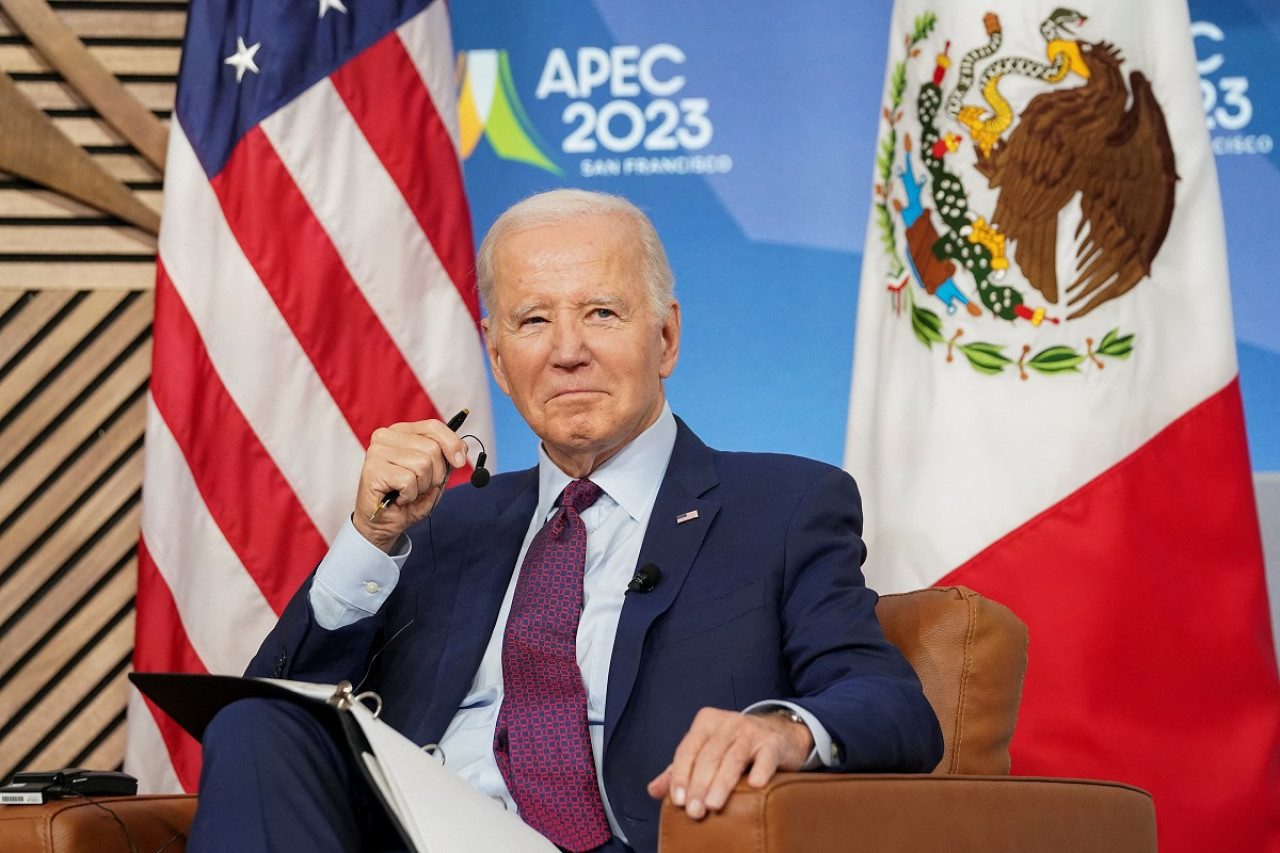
<box><xmin>951</xmin><ymin>588</ymin><xmax>978</xmax><ymax>773</ymax></box>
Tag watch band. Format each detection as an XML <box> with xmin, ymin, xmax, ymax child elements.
<box><xmin>767</xmin><ymin>706</ymin><xmax>807</xmax><ymax>727</ymax></box>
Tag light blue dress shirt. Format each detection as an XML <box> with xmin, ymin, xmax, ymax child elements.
<box><xmin>307</xmin><ymin>404</ymin><xmax>833</xmax><ymax>840</ymax></box>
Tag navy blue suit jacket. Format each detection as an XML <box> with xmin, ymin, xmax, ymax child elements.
<box><xmin>247</xmin><ymin>418</ymin><xmax>942</xmax><ymax>853</ymax></box>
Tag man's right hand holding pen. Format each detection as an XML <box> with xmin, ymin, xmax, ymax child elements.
<box><xmin>352</xmin><ymin>409</ymin><xmax>470</xmax><ymax>553</ymax></box>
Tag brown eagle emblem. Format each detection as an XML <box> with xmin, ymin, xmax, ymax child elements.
<box><xmin>975</xmin><ymin>39</ymin><xmax>1178</xmax><ymax>319</ymax></box>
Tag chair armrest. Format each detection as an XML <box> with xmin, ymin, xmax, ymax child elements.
<box><xmin>659</xmin><ymin>773</ymin><xmax>1155</xmax><ymax>853</ymax></box>
<box><xmin>0</xmin><ymin>794</ymin><xmax>197</xmax><ymax>853</ymax></box>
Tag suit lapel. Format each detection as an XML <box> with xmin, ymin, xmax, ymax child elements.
<box><xmin>603</xmin><ymin>420</ymin><xmax>719</xmax><ymax>750</ymax></box>
<box><xmin>411</xmin><ymin>470</ymin><xmax>537</xmax><ymax>744</ymax></box>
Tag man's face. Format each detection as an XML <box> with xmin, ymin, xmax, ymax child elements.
<box><xmin>482</xmin><ymin>213</ymin><xmax>680</xmax><ymax>477</ymax></box>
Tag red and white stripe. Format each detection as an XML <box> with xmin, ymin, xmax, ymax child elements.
<box><xmin>127</xmin><ymin>3</ymin><xmax>492</xmax><ymax>792</ymax></box>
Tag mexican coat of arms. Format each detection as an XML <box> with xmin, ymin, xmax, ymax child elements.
<box><xmin>874</xmin><ymin>8</ymin><xmax>1178</xmax><ymax>378</ymax></box>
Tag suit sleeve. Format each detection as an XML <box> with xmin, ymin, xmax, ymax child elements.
<box><xmin>244</xmin><ymin>576</ymin><xmax>386</xmax><ymax>683</ymax></box>
<box><xmin>780</xmin><ymin>467</ymin><xmax>944</xmax><ymax>772</ymax></box>
<box><xmin>244</xmin><ymin>509</ymin><xmax>450</xmax><ymax>683</ymax></box>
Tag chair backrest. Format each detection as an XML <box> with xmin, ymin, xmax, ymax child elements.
<box><xmin>875</xmin><ymin>585</ymin><xmax>1028</xmax><ymax>775</ymax></box>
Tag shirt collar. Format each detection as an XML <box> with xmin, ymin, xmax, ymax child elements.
<box><xmin>535</xmin><ymin>402</ymin><xmax>677</xmax><ymax>523</ymax></box>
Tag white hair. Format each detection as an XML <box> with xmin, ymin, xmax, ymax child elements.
<box><xmin>475</xmin><ymin>189</ymin><xmax>675</xmax><ymax>320</ymax></box>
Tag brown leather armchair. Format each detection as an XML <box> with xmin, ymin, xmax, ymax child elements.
<box><xmin>658</xmin><ymin>585</ymin><xmax>1157</xmax><ymax>852</ymax></box>
<box><xmin>1</xmin><ymin>587</ymin><xmax>1156</xmax><ymax>853</ymax></box>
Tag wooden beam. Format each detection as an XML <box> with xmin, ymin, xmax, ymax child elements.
<box><xmin>0</xmin><ymin>263</ymin><xmax>157</xmax><ymax>289</ymax></box>
<box><xmin>0</xmin><ymin>70</ymin><xmax>160</xmax><ymax>233</ymax></box>
<box><xmin>0</xmin><ymin>0</ymin><xmax>168</xmax><ymax>170</ymax></box>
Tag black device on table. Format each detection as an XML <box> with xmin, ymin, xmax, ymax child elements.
<box><xmin>0</xmin><ymin>768</ymin><xmax>138</xmax><ymax>804</ymax></box>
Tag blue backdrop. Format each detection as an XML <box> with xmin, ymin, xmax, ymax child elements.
<box><xmin>452</xmin><ymin>0</ymin><xmax>1280</xmax><ymax>476</ymax></box>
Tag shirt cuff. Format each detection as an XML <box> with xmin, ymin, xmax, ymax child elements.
<box><xmin>308</xmin><ymin>517</ymin><xmax>410</xmax><ymax>629</ymax></box>
<box><xmin>744</xmin><ymin>700</ymin><xmax>839</xmax><ymax>771</ymax></box>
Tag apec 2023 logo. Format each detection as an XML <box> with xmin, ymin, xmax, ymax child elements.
<box><xmin>458</xmin><ymin>44</ymin><xmax>733</xmax><ymax>179</ymax></box>
<box><xmin>1193</xmin><ymin>19</ymin><xmax>1271</xmax><ymax>156</ymax></box>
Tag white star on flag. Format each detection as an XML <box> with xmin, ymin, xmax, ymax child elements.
<box><xmin>319</xmin><ymin>0</ymin><xmax>347</xmax><ymax>17</ymax></box>
<box><xmin>224</xmin><ymin>36</ymin><xmax>261</xmax><ymax>83</ymax></box>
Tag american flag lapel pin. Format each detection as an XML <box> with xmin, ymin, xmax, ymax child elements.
<box><xmin>676</xmin><ymin>510</ymin><xmax>699</xmax><ymax>524</ymax></box>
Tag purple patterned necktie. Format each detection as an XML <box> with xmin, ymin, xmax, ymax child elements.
<box><xmin>494</xmin><ymin>479</ymin><xmax>611</xmax><ymax>852</ymax></box>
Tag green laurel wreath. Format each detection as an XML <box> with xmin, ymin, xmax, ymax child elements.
<box><xmin>909</xmin><ymin>288</ymin><xmax>1134</xmax><ymax>378</ymax></box>
<box><xmin>874</xmin><ymin>13</ymin><xmax>937</xmax><ymax>279</ymax></box>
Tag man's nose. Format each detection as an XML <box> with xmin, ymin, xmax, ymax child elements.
<box><xmin>548</xmin><ymin>320</ymin><xmax>589</xmax><ymax>366</ymax></box>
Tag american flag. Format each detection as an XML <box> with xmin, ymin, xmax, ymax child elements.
<box><xmin>125</xmin><ymin>0</ymin><xmax>493</xmax><ymax>792</ymax></box>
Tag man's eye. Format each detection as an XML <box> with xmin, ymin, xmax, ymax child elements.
<box><xmin>521</xmin><ymin>316</ymin><xmax>548</xmax><ymax>326</ymax></box>
<box><xmin>593</xmin><ymin>308</ymin><xmax>616</xmax><ymax>319</ymax></box>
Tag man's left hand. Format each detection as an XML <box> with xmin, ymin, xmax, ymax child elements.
<box><xmin>646</xmin><ymin>707</ymin><xmax>814</xmax><ymax>820</ymax></box>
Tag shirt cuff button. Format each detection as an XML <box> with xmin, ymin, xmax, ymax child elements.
<box><xmin>364</xmin><ymin>581</ymin><xmax>380</xmax><ymax>594</ymax></box>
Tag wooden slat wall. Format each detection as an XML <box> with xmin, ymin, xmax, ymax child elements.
<box><xmin>0</xmin><ymin>0</ymin><xmax>181</xmax><ymax>784</ymax></box>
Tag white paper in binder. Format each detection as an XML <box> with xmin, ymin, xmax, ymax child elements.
<box><xmin>128</xmin><ymin>672</ymin><xmax>556</xmax><ymax>853</ymax></box>
<box><xmin>333</xmin><ymin>685</ymin><xmax>556</xmax><ymax>853</ymax></box>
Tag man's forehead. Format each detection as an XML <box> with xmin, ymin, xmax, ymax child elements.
<box><xmin>493</xmin><ymin>219</ymin><xmax>643</xmax><ymax>298</ymax></box>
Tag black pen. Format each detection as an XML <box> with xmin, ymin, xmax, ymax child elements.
<box><xmin>368</xmin><ymin>408</ymin><xmax>469</xmax><ymax>521</ymax></box>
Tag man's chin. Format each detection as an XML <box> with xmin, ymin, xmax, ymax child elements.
<box><xmin>538</xmin><ymin>417</ymin><xmax>615</xmax><ymax>467</ymax></box>
<box><xmin>544</xmin><ymin>426</ymin><xmax>605</xmax><ymax>456</ymax></box>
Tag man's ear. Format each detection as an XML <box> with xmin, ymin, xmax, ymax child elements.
<box><xmin>482</xmin><ymin>319</ymin><xmax>511</xmax><ymax>396</ymax></box>
<box><xmin>659</xmin><ymin>301</ymin><xmax>681</xmax><ymax>380</ymax></box>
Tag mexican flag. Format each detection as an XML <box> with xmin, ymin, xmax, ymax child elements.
<box><xmin>846</xmin><ymin>2</ymin><xmax>1280</xmax><ymax>850</ymax></box>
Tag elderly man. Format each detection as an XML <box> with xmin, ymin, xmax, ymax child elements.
<box><xmin>189</xmin><ymin>189</ymin><xmax>942</xmax><ymax>853</ymax></box>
